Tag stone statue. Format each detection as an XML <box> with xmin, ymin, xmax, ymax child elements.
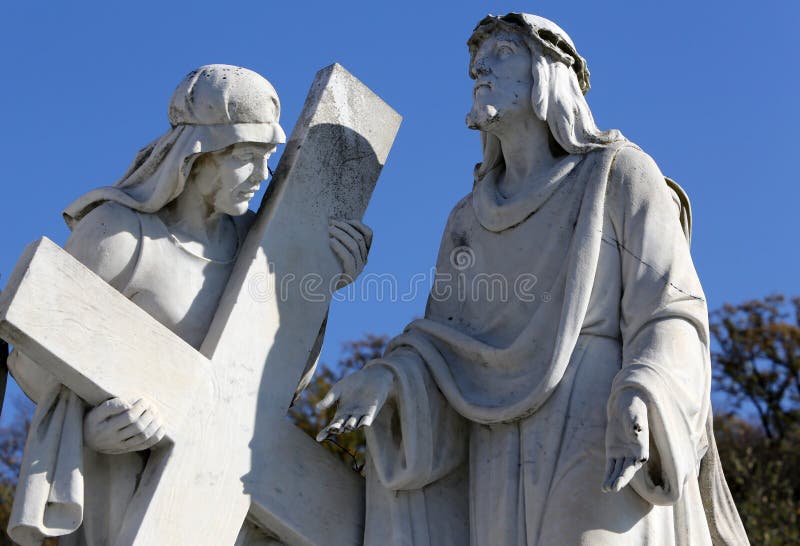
<box><xmin>7</xmin><ymin>65</ymin><xmax>372</xmax><ymax>545</ymax></box>
<box><xmin>318</xmin><ymin>13</ymin><xmax>749</xmax><ymax>545</ymax></box>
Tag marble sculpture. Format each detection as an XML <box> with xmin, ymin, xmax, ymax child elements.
<box><xmin>318</xmin><ymin>12</ymin><xmax>749</xmax><ymax>546</ymax></box>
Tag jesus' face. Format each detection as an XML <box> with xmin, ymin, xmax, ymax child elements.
<box><xmin>467</xmin><ymin>30</ymin><xmax>534</xmax><ymax>132</ymax></box>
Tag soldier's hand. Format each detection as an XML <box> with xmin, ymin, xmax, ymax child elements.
<box><xmin>84</xmin><ymin>397</ymin><xmax>166</xmax><ymax>454</ymax></box>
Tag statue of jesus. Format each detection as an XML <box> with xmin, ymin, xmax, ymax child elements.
<box><xmin>318</xmin><ymin>13</ymin><xmax>748</xmax><ymax>545</ymax></box>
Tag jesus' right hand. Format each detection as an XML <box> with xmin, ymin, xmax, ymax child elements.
<box><xmin>84</xmin><ymin>397</ymin><xmax>166</xmax><ymax>454</ymax></box>
<box><xmin>315</xmin><ymin>366</ymin><xmax>395</xmax><ymax>442</ymax></box>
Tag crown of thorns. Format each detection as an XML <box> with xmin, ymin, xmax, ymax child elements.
<box><xmin>468</xmin><ymin>13</ymin><xmax>591</xmax><ymax>95</ymax></box>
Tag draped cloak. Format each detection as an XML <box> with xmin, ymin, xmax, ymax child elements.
<box><xmin>7</xmin><ymin>114</ymin><xmax>286</xmax><ymax>545</ymax></box>
<box><xmin>361</xmin><ymin>143</ymin><xmax>747</xmax><ymax>545</ymax></box>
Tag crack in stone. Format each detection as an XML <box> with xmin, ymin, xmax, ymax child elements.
<box><xmin>601</xmin><ymin>232</ymin><xmax>706</xmax><ymax>302</ymax></box>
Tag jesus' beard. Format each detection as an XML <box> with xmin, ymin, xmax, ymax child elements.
<box><xmin>466</xmin><ymin>102</ymin><xmax>500</xmax><ymax>131</ymax></box>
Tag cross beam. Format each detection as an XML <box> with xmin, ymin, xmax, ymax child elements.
<box><xmin>0</xmin><ymin>64</ymin><xmax>401</xmax><ymax>545</ymax></box>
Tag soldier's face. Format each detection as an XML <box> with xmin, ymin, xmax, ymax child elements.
<box><xmin>211</xmin><ymin>143</ymin><xmax>275</xmax><ymax>216</ymax></box>
<box><xmin>467</xmin><ymin>30</ymin><xmax>534</xmax><ymax>131</ymax></box>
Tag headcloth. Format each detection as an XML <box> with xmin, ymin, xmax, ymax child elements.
<box><xmin>64</xmin><ymin>64</ymin><xmax>286</xmax><ymax>228</ymax></box>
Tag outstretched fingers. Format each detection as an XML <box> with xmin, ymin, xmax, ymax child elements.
<box><xmin>316</xmin><ymin>414</ymin><xmax>348</xmax><ymax>442</ymax></box>
<box><xmin>356</xmin><ymin>407</ymin><xmax>377</xmax><ymax>430</ymax></box>
<box><xmin>317</xmin><ymin>407</ymin><xmax>377</xmax><ymax>441</ymax></box>
<box><xmin>343</xmin><ymin>415</ymin><xmax>359</xmax><ymax>432</ymax></box>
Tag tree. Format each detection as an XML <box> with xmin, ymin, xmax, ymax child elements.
<box><xmin>0</xmin><ymin>337</ymin><xmax>29</xmax><ymax>546</ymax></box>
<box><xmin>710</xmin><ymin>295</ymin><xmax>800</xmax><ymax>545</ymax></box>
<box><xmin>1</xmin><ymin>340</ymin><xmax>7</xmax><ymax>421</ymax></box>
<box><xmin>289</xmin><ymin>334</ymin><xmax>387</xmax><ymax>472</ymax></box>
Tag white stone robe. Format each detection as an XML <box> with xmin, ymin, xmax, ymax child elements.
<box><xmin>7</xmin><ymin>206</ymin><xmax>287</xmax><ymax>546</ymax></box>
<box><xmin>362</xmin><ymin>143</ymin><xmax>741</xmax><ymax>545</ymax></box>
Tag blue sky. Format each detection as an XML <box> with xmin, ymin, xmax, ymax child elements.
<box><xmin>1</xmin><ymin>1</ymin><xmax>798</xmax><ymax>417</ymax></box>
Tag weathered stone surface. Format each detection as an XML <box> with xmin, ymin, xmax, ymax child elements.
<box><xmin>1</xmin><ymin>63</ymin><xmax>400</xmax><ymax>546</ymax></box>
<box><xmin>317</xmin><ymin>13</ymin><xmax>749</xmax><ymax>546</ymax></box>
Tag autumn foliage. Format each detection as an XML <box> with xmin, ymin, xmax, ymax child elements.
<box><xmin>289</xmin><ymin>334</ymin><xmax>388</xmax><ymax>472</ymax></box>
<box><xmin>710</xmin><ymin>295</ymin><xmax>800</xmax><ymax>545</ymax></box>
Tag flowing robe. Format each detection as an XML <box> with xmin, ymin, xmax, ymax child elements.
<box><xmin>362</xmin><ymin>143</ymin><xmax>727</xmax><ymax>545</ymax></box>
<box><xmin>8</xmin><ymin>107</ymin><xmax>290</xmax><ymax>545</ymax></box>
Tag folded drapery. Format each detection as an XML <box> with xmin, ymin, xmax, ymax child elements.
<box><xmin>9</xmin><ymin>383</ymin><xmax>85</xmax><ymax>545</ymax></box>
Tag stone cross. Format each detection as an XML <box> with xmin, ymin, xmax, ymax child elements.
<box><xmin>0</xmin><ymin>64</ymin><xmax>401</xmax><ymax>545</ymax></box>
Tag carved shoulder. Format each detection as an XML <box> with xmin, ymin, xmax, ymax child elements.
<box><xmin>447</xmin><ymin>193</ymin><xmax>473</xmax><ymax>225</ymax></box>
<box><xmin>607</xmin><ymin>147</ymin><xmax>666</xmax><ymax>205</ymax></box>
<box><xmin>606</xmin><ymin>147</ymin><xmax>674</xmax><ymax>232</ymax></box>
<box><xmin>64</xmin><ymin>201</ymin><xmax>141</xmax><ymax>290</ymax></box>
